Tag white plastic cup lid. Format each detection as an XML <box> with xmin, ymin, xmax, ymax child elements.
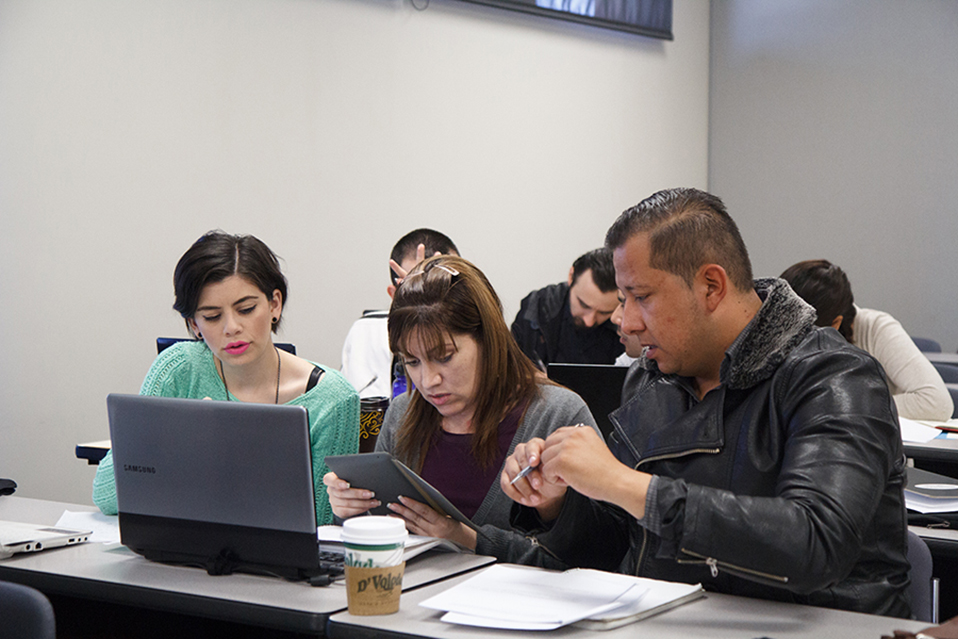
<box><xmin>341</xmin><ymin>516</ymin><xmax>408</xmax><ymax>546</ymax></box>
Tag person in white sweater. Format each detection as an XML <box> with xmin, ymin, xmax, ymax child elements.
<box><xmin>781</xmin><ymin>259</ymin><xmax>953</xmax><ymax>422</ymax></box>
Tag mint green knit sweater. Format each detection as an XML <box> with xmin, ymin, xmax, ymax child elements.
<box><xmin>92</xmin><ymin>341</ymin><xmax>360</xmax><ymax>525</ymax></box>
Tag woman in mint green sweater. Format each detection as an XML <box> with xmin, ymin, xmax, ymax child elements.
<box><xmin>92</xmin><ymin>231</ymin><xmax>359</xmax><ymax>525</ymax></box>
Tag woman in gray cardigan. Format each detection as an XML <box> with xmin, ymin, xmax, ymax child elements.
<box><xmin>325</xmin><ymin>255</ymin><xmax>598</xmax><ymax>560</ymax></box>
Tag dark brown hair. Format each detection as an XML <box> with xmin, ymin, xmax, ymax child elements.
<box><xmin>388</xmin><ymin>255</ymin><xmax>542</xmax><ymax>469</ymax></box>
<box><xmin>173</xmin><ymin>231</ymin><xmax>288</xmax><ymax>337</ymax></box>
<box><xmin>780</xmin><ymin>259</ymin><xmax>856</xmax><ymax>342</ymax></box>
<box><xmin>389</xmin><ymin>228</ymin><xmax>459</xmax><ymax>286</ymax></box>
<box><xmin>606</xmin><ymin>188</ymin><xmax>754</xmax><ymax>292</ymax></box>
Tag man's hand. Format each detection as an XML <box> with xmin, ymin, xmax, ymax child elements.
<box><xmin>538</xmin><ymin>426</ymin><xmax>652</xmax><ymax>521</ymax></box>
<box><xmin>388</xmin><ymin>243</ymin><xmax>443</xmax><ymax>298</ymax></box>
<box><xmin>390</xmin><ymin>243</ymin><xmax>443</xmax><ymax>285</ymax></box>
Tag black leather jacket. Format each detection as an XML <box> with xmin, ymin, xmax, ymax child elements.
<box><xmin>507</xmin><ymin>279</ymin><xmax>911</xmax><ymax>618</ymax></box>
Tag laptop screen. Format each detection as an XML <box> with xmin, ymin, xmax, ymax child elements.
<box><xmin>546</xmin><ymin>363</ymin><xmax>629</xmax><ymax>440</ymax></box>
<box><xmin>107</xmin><ymin>393</ymin><xmax>320</xmax><ymax>579</ymax></box>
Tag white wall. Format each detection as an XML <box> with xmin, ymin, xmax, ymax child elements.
<box><xmin>0</xmin><ymin>0</ymin><xmax>710</xmax><ymax>503</ymax></box>
<box><xmin>709</xmin><ymin>1</ymin><xmax>958</xmax><ymax>348</ymax></box>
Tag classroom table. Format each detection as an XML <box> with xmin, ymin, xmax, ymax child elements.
<box><xmin>905</xmin><ymin>438</ymin><xmax>958</xmax><ymax>479</ymax></box>
<box><xmin>0</xmin><ymin>496</ymin><xmax>493</xmax><ymax>637</ymax></box>
<box><xmin>328</xmin><ymin>568</ymin><xmax>928</xmax><ymax>639</ymax></box>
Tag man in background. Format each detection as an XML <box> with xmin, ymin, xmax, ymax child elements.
<box><xmin>511</xmin><ymin>248</ymin><xmax>623</xmax><ymax>370</ymax></box>
<box><xmin>341</xmin><ymin>228</ymin><xmax>459</xmax><ymax>398</ymax></box>
<box><xmin>611</xmin><ymin>291</ymin><xmax>642</xmax><ymax>367</ymax></box>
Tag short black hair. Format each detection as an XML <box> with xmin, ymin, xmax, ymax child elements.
<box><xmin>605</xmin><ymin>188</ymin><xmax>753</xmax><ymax>292</ymax></box>
<box><xmin>173</xmin><ymin>231</ymin><xmax>288</xmax><ymax>336</ymax></box>
<box><xmin>571</xmin><ymin>248</ymin><xmax>616</xmax><ymax>293</ymax></box>
<box><xmin>389</xmin><ymin>228</ymin><xmax>459</xmax><ymax>285</ymax></box>
<box><xmin>780</xmin><ymin>259</ymin><xmax>856</xmax><ymax>342</ymax></box>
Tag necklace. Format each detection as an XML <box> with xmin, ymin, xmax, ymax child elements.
<box><xmin>218</xmin><ymin>345</ymin><xmax>281</xmax><ymax>404</ymax></box>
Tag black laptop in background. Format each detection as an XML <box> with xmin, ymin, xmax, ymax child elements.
<box><xmin>546</xmin><ymin>363</ymin><xmax>629</xmax><ymax>440</ymax></box>
<box><xmin>107</xmin><ymin>393</ymin><xmax>323</xmax><ymax>580</ymax></box>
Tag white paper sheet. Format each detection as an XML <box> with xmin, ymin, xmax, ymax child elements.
<box><xmin>55</xmin><ymin>510</ymin><xmax>120</xmax><ymax>544</ymax></box>
<box><xmin>420</xmin><ymin>564</ymin><xmax>644</xmax><ymax>629</ymax></box>
<box><xmin>900</xmin><ymin>416</ymin><xmax>942</xmax><ymax>443</ymax></box>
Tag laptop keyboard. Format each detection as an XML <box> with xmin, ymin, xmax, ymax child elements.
<box><xmin>319</xmin><ymin>549</ymin><xmax>345</xmax><ymax>575</ymax></box>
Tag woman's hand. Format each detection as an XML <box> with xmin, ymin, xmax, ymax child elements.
<box><xmin>323</xmin><ymin>471</ymin><xmax>380</xmax><ymax>518</ymax></box>
<box><xmin>388</xmin><ymin>496</ymin><xmax>477</xmax><ymax>551</ymax></box>
<box><xmin>500</xmin><ymin>438</ymin><xmax>568</xmax><ymax>521</ymax></box>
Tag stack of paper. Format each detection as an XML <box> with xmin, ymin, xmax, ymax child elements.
<box><xmin>419</xmin><ymin>564</ymin><xmax>703</xmax><ymax>631</ymax></box>
<box><xmin>905</xmin><ymin>467</ymin><xmax>958</xmax><ymax>514</ymax></box>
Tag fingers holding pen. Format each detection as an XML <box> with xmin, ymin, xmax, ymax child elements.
<box><xmin>501</xmin><ymin>439</ymin><xmax>545</xmax><ymax>504</ymax></box>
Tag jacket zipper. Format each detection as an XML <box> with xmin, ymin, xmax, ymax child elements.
<box><xmin>528</xmin><ymin>535</ymin><xmax>563</xmax><ymax>562</ymax></box>
<box><xmin>678</xmin><ymin>548</ymin><xmax>789</xmax><ymax>583</ymax></box>
<box><xmin>632</xmin><ymin>448</ymin><xmax>789</xmax><ymax>584</ymax></box>
<box><xmin>632</xmin><ymin>447</ymin><xmax>719</xmax><ymax>573</ymax></box>
<box><xmin>635</xmin><ymin>448</ymin><xmax>720</xmax><ymax>467</ymax></box>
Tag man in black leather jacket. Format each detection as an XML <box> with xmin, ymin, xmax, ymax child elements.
<box><xmin>501</xmin><ymin>188</ymin><xmax>910</xmax><ymax>618</ymax></box>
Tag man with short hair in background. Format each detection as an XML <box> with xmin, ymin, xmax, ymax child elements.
<box><xmin>511</xmin><ymin>248</ymin><xmax>623</xmax><ymax>370</ymax></box>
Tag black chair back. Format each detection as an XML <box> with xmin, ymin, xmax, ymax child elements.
<box><xmin>932</xmin><ymin>361</ymin><xmax>958</xmax><ymax>384</ymax></box>
<box><xmin>912</xmin><ymin>337</ymin><xmax>943</xmax><ymax>353</ymax></box>
<box><xmin>906</xmin><ymin>530</ymin><xmax>938</xmax><ymax>623</ymax></box>
<box><xmin>0</xmin><ymin>580</ymin><xmax>56</xmax><ymax>639</ymax></box>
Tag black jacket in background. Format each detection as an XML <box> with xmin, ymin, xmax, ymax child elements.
<box><xmin>511</xmin><ymin>282</ymin><xmax>623</xmax><ymax>369</ymax></box>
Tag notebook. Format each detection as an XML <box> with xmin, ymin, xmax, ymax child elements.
<box><xmin>546</xmin><ymin>363</ymin><xmax>629</xmax><ymax>439</ymax></box>
<box><xmin>106</xmin><ymin>393</ymin><xmax>332</xmax><ymax>580</ymax></box>
<box><xmin>0</xmin><ymin>520</ymin><xmax>92</xmax><ymax>560</ymax></box>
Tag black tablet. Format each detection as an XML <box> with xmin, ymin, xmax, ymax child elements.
<box><xmin>324</xmin><ymin>452</ymin><xmax>477</xmax><ymax>530</ymax></box>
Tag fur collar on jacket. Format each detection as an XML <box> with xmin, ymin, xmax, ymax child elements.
<box><xmin>635</xmin><ymin>277</ymin><xmax>817</xmax><ymax>390</ymax></box>
<box><xmin>721</xmin><ymin>278</ymin><xmax>817</xmax><ymax>389</ymax></box>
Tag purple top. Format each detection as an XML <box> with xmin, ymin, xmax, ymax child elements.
<box><xmin>419</xmin><ymin>401</ymin><xmax>526</xmax><ymax>519</ymax></box>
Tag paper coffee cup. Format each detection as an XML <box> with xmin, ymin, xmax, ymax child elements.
<box><xmin>342</xmin><ymin>516</ymin><xmax>407</xmax><ymax>615</ymax></box>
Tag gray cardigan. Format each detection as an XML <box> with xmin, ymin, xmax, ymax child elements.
<box><xmin>375</xmin><ymin>383</ymin><xmax>598</xmax><ymax>561</ymax></box>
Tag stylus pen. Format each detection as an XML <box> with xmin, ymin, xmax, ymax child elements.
<box><xmin>509</xmin><ymin>424</ymin><xmax>584</xmax><ymax>486</ymax></box>
<box><xmin>510</xmin><ymin>463</ymin><xmax>537</xmax><ymax>486</ymax></box>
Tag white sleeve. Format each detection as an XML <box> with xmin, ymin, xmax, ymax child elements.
<box><xmin>854</xmin><ymin>308</ymin><xmax>953</xmax><ymax>421</ymax></box>
<box><xmin>340</xmin><ymin>315</ymin><xmax>393</xmax><ymax>399</ymax></box>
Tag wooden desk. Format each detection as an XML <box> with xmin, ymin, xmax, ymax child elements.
<box><xmin>328</xmin><ymin>567</ymin><xmax>926</xmax><ymax>639</ymax></box>
<box><xmin>0</xmin><ymin>496</ymin><xmax>493</xmax><ymax>637</ymax></box>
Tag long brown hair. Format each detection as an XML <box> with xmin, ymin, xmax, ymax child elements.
<box><xmin>388</xmin><ymin>255</ymin><xmax>542</xmax><ymax>469</ymax></box>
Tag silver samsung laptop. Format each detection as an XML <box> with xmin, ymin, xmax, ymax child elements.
<box><xmin>106</xmin><ymin>393</ymin><xmax>323</xmax><ymax>579</ymax></box>
<box><xmin>0</xmin><ymin>521</ymin><xmax>92</xmax><ymax>560</ymax></box>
